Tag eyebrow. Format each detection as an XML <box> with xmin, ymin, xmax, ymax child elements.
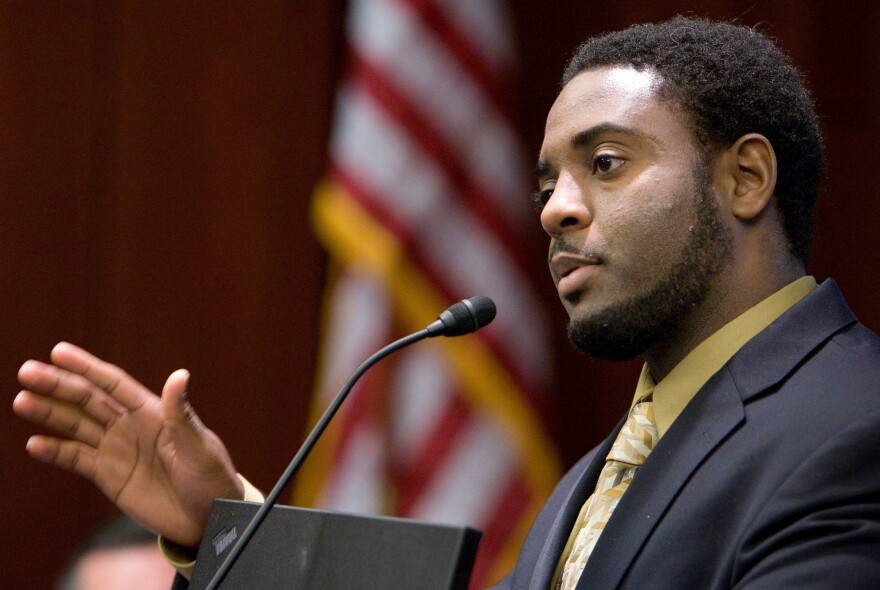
<box><xmin>535</xmin><ymin>122</ymin><xmax>647</xmax><ymax>181</ymax></box>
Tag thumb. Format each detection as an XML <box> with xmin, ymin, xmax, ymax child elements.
<box><xmin>160</xmin><ymin>369</ymin><xmax>209</xmax><ymax>441</ymax></box>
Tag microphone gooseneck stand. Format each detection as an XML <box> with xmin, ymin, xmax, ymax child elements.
<box><xmin>204</xmin><ymin>296</ymin><xmax>496</xmax><ymax>590</ymax></box>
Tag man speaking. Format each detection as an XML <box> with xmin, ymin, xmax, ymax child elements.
<box><xmin>14</xmin><ymin>16</ymin><xmax>880</xmax><ymax>589</ymax></box>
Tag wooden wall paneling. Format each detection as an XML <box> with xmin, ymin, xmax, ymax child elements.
<box><xmin>3</xmin><ymin>3</ymin><xmax>342</xmax><ymax>587</ymax></box>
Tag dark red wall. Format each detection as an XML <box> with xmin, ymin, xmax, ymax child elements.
<box><xmin>3</xmin><ymin>2</ymin><xmax>878</xmax><ymax>587</ymax></box>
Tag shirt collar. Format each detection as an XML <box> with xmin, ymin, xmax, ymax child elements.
<box><xmin>632</xmin><ymin>276</ymin><xmax>818</xmax><ymax>437</ymax></box>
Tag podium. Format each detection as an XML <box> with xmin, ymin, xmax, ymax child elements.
<box><xmin>189</xmin><ymin>500</ymin><xmax>482</xmax><ymax>589</ymax></box>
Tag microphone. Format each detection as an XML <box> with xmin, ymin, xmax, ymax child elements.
<box><xmin>426</xmin><ymin>295</ymin><xmax>496</xmax><ymax>337</ymax></box>
<box><xmin>204</xmin><ymin>296</ymin><xmax>496</xmax><ymax>590</ymax></box>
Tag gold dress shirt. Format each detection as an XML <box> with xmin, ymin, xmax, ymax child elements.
<box><xmin>636</xmin><ymin>275</ymin><xmax>817</xmax><ymax>436</ymax></box>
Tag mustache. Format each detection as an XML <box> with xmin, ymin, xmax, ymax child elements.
<box><xmin>548</xmin><ymin>239</ymin><xmax>604</xmax><ymax>265</ymax></box>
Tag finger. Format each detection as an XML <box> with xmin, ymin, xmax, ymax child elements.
<box><xmin>49</xmin><ymin>342</ymin><xmax>154</xmax><ymax>413</ymax></box>
<box><xmin>25</xmin><ymin>435</ymin><xmax>98</xmax><ymax>482</ymax></box>
<box><xmin>13</xmin><ymin>391</ymin><xmax>107</xmax><ymax>448</ymax></box>
<box><xmin>18</xmin><ymin>360</ymin><xmax>124</xmax><ymax>426</ymax></box>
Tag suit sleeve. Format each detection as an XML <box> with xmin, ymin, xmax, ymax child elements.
<box><xmin>733</xmin><ymin>407</ymin><xmax>880</xmax><ymax>588</ymax></box>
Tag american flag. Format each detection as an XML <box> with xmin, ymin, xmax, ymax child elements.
<box><xmin>295</xmin><ymin>0</ymin><xmax>560</xmax><ymax>586</ymax></box>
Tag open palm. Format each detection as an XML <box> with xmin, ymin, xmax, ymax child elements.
<box><xmin>14</xmin><ymin>342</ymin><xmax>243</xmax><ymax>548</ymax></box>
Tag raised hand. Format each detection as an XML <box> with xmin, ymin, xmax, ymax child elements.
<box><xmin>13</xmin><ymin>342</ymin><xmax>243</xmax><ymax>547</ymax></box>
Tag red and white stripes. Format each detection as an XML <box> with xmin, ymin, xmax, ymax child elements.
<box><xmin>298</xmin><ymin>0</ymin><xmax>559</xmax><ymax>586</ymax></box>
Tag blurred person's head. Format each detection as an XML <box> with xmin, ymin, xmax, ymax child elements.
<box><xmin>56</xmin><ymin>516</ymin><xmax>176</xmax><ymax>590</ymax></box>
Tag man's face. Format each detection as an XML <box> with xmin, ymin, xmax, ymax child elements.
<box><xmin>536</xmin><ymin>66</ymin><xmax>732</xmax><ymax>360</ymax></box>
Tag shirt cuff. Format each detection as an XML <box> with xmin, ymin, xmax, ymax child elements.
<box><xmin>240</xmin><ymin>474</ymin><xmax>265</xmax><ymax>503</ymax></box>
<box><xmin>158</xmin><ymin>474</ymin><xmax>265</xmax><ymax>581</ymax></box>
<box><xmin>159</xmin><ymin>536</ymin><xmax>198</xmax><ymax>580</ymax></box>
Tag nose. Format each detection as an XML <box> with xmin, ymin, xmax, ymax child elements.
<box><xmin>540</xmin><ymin>175</ymin><xmax>592</xmax><ymax>238</ymax></box>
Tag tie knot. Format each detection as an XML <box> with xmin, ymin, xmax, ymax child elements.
<box><xmin>606</xmin><ymin>399</ymin><xmax>658</xmax><ymax>465</ymax></box>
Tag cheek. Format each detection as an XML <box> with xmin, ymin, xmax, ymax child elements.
<box><xmin>601</xmin><ymin>188</ymin><xmax>695</xmax><ymax>279</ymax></box>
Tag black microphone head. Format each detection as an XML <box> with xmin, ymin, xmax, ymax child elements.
<box><xmin>427</xmin><ymin>296</ymin><xmax>496</xmax><ymax>337</ymax></box>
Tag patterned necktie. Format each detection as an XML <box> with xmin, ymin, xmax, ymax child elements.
<box><xmin>557</xmin><ymin>397</ymin><xmax>658</xmax><ymax>590</ymax></box>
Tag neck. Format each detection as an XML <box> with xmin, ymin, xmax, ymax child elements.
<box><xmin>642</xmin><ymin>263</ymin><xmax>805</xmax><ymax>381</ymax></box>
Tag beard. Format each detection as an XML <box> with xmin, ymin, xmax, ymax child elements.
<box><xmin>566</xmin><ymin>164</ymin><xmax>733</xmax><ymax>360</ymax></box>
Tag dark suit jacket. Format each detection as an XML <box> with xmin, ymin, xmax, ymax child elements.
<box><xmin>491</xmin><ymin>279</ymin><xmax>880</xmax><ymax>589</ymax></box>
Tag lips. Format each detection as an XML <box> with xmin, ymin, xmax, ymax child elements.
<box><xmin>550</xmin><ymin>253</ymin><xmax>601</xmax><ymax>297</ymax></box>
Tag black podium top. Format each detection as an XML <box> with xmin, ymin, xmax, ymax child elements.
<box><xmin>189</xmin><ymin>499</ymin><xmax>482</xmax><ymax>590</ymax></box>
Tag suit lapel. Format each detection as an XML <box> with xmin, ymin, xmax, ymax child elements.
<box><xmin>527</xmin><ymin>416</ymin><xmax>625</xmax><ymax>590</ymax></box>
<box><xmin>577</xmin><ymin>368</ymin><xmax>745</xmax><ymax>589</ymax></box>
<box><xmin>726</xmin><ymin>279</ymin><xmax>856</xmax><ymax>402</ymax></box>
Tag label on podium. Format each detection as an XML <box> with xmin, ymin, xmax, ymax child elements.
<box><xmin>189</xmin><ymin>499</ymin><xmax>482</xmax><ymax>589</ymax></box>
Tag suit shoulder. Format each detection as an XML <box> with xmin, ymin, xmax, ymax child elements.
<box><xmin>830</xmin><ymin>320</ymin><xmax>880</xmax><ymax>354</ymax></box>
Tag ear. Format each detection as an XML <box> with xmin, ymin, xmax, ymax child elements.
<box><xmin>720</xmin><ymin>133</ymin><xmax>777</xmax><ymax>220</ymax></box>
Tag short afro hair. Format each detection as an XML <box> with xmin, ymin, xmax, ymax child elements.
<box><xmin>562</xmin><ymin>16</ymin><xmax>823</xmax><ymax>264</ymax></box>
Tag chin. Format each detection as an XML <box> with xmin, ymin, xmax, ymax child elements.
<box><xmin>564</xmin><ymin>292</ymin><xmax>666</xmax><ymax>361</ymax></box>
